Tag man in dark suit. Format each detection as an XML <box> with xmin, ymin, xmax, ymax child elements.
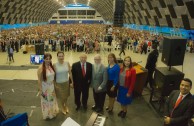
<box><xmin>164</xmin><ymin>78</ymin><xmax>194</xmax><ymax>126</ymax></box>
<box><xmin>145</xmin><ymin>43</ymin><xmax>159</xmax><ymax>90</ymax></box>
<box><xmin>72</xmin><ymin>54</ymin><xmax>92</xmax><ymax>111</ymax></box>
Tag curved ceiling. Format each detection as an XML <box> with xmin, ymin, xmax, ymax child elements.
<box><xmin>64</xmin><ymin>0</ymin><xmax>113</xmax><ymax>22</ymax></box>
<box><xmin>123</xmin><ymin>0</ymin><xmax>194</xmax><ymax>30</ymax></box>
<box><xmin>0</xmin><ymin>0</ymin><xmax>61</xmax><ymax>24</ymax></box>
<box><xmin>0</xmin><ymin>0</ymin><xmax>194</xmax><ymax>29</ymax></box>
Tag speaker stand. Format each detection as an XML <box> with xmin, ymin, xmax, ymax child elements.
<box><xmin>169</xmin><ymin>66</ymin><xmax>172</xmax><ymax>71</ymax></box>
<box><xmin>149</xmin><ymin>90</ymin><xmax>166</xmax><ymax>116</ymax></box>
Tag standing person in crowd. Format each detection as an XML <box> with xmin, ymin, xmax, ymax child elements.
<box><xmin>53</xmin><ymin>51</ymin><xmax>73</xmax><ymax>115</ymax></box>
<box><xmin>66</xmin><ymin>36</ymin><xmax>72</xmax><ymax>51</ymax></box>
<box><xmin>37</xmin><ymin>53</ymin><xmax>58</xmax><ymax>119</ymax></box>
<box><xmin>72</xmin><ymin>53</ymin><xmax>92</xmax><ymax>111</ymax></box>
<box><xmin>117</xmin><ymin>56</ymin><xmax>136</xmax><ymax>118</ymax></box>
<box><xmin>119</xmin><ymin>37</ymin><xmax>127</xmax><ymax>57</ymax></box>
<box><xmin>141</xmin><ymin>41</ymin><xmax>148</xmax><ymax>54</ymax></box>
<box><xmin>44</xmin><ymin>39</ymin><xmax>49</xmax><ymax>52</ymax></box>
<box><xmin>106</xmin><ymin>53</ymin><xmax>120</xmax><ymax>113</ymax></box>
<box><xmin>0</xmin><ymin>41</ymin><xmax>6</xmax><ymax>52</ymax></box>
<box><xmin>164</xmin><ymin>78</ymin><xmax>194</xmax><ymax>126</ymax></box>
<box><xmin>59</xmin><ymin>38</ymin><xmax>64</xmax><ymax>52</ymax></box>
<box><xmin>14</xmin><ymin>39</ymin><xmax>19</xmax><ymax>53</ymax></box>
<box><xmin>7</xmin><ymin>45</ymin><xmax>14</xmax><ymax>62</ymax></box>
<box><xmin>0</xmin><ymin>99</ymin><xmax>7</xmax><ymax>123</ymax></box>
<box><xmin>145</xmin><ymin>44</ymin><xmax>159</xmax><ymax>91</ymax></box>
<box><xmin>91</xmin><ymin>54</ymin><xmax>107</xmax><ymax>113</ymax></box>
<box><xmin>107</xmin><ymin>25</ymin><xmax>113</xmax><ymax>52</ymax></box>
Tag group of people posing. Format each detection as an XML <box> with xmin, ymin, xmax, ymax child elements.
<box><xmin>37</xmin><ymin>52</ymin><xmax>136</xmax><ymax>119</ymax></box>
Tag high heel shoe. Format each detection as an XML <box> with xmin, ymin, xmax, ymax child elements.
<box><xmin>62</xmin><ymin>111</ymin><xmax>67</xmax><ymax>115</ymax></box>
<box><xmin>107</xmin><ymin>108</ymin><xmax>113</xmax><ymax>114</ymax></box>
<box><xmin>118</xmin><ymin>111</ymin><xmax>123</xmax><ymax>116</ymax></box>
<box><xmin>121</xmin><ymin>112</ymin><xmax>127</xmax><ymax>118</ymax></box>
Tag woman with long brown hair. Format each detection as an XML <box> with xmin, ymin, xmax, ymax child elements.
<box><xmin>117</xmin><ymin>56</ymin><xmax>136</xmax><ymax>118</ymax></box>
<box><xmin>106</xmin><ymin>53</ymin><xmax>120</xmax><ymax>113</ymax></box>
<box><xmin>37</xmin><ymin>53</ymin><xmax>58</xmax><ymax>119</ymax></box>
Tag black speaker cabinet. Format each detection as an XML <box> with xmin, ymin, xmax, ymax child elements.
<box><xmin>35</xmin><ymin>43</ymin><xmax>44</xmax><ymax>55</ymax></box>
<box><xmin>162</xmin><ymin>37</ymin><xmax>187</xmax><ymax>66</ymax></box>
<box><xmin>114</xmin><ymin>0</ymin><xmax>125</xmax><ymax>14</ymax></box>
<box><xmin>154</xmin><ymin>67</ymin><xmax>184</xmax><ymax>96</ymax></box>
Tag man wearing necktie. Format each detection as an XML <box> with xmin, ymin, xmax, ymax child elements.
<box><xmin>164</xmin><ymin>78</ymin><xmax>194</xmax><ymax>126</ymax></box>
<box><xmin>72</xmin><ymin>53</ymin><xmax>92</xmax><ymax>111</ymax></box>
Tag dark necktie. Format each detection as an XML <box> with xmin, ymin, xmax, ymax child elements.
<box><xmin>82</xmin><ymin>63</ymin><xmax>85</xmax><ymax>77</ymax></box>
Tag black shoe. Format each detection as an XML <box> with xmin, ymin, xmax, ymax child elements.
<box><xmin>83</xmin><ymin>105</ymin><xmax>88</xmax><ymax>110</ymax></box>
<box><xmin>95</xmin><ymin>108</ymin><xmax>103</xmax><ymax>113</ymax></box>
<box><xmin>92</xmin><ymin>105</ymin><xmax>97</xmax><ymax>110</ymax></box>
<box><xmin>76</xmin><ymin>106</ymin><xmax>80</xmax><ymax>111</ymax></box>
<box><xmin>107</xmin><ymin>108</ymin><xmax>113</xmax><ymax>114</ymax></box>
<box><xmin>121</xmin><ymin>112</ymin><xmax>126</xmax><ymax>118</ymax></box>
<box><xmin>118</xmin><ymin>111</ymin><xmax>123</xmax><ymax>116</ymax></box>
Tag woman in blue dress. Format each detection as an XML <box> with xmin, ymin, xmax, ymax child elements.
<box><xmin>117</xmin><ymin>56</ymin><xmax>136</xmax><ymax>118</ymax></box>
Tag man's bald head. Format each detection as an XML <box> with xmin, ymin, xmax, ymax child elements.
<box><xmin>94</xmin><ymin>54</ymin><xmax>101</xmax><ymax>64</ymax></box>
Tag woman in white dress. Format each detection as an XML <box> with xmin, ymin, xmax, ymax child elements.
<box><xmin>37</xmin><ymin>53</ymin><xmax>58</xmax><ymax>119</ymax></box>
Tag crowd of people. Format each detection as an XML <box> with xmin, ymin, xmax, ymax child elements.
<box><xmin>0</xmin><ymin>24</ymin><xmax>168</xmax><ymax>55</ymax></box>
<box><xmin>1</xmin><ymin>24</ymin><xmax>194</xmax><ymax>125</ymax></box>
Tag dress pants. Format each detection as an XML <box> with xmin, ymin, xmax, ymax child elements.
<box><xmin>74</xmin><ymin>85</ymin><xmax>89</xmax><ymax>107</ymax></box>
<box><xmin>93</xmin><ymin>89</ymin><xmax>106</xmax><ymax>109</ymax></box>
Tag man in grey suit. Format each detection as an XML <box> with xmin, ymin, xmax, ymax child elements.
<box><xmin>91</xmin><ymin>54</ymin><xmax>107</xmax><ymax>113</ymax></box>
<box><xmin>164</xmin><ymin>78</ymin><xmax>194</xmax><ymax>126</ymax></box>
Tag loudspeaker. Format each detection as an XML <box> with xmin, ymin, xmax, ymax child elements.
<box><xmin>35</xmin><ymin>43</ymin><xmax>44</xmax><ymax>55</ymax></box>
<box><xmin>114</xmin><ymin>0</ymin><xmax>125</xmax><ymax>14</ymax></box>
<box><xmin>154</xmin><ymin>67</ymin><xmax>184</xmax><ymax>96</ymax></box>
<box><xmin>113</xmin><ymin>14</ymin><xmax>124</xmax><ymax>27</ymax></box>
<box><xmin>162</xmin><ymin>37</ymin><xmax>187</xmax><ymax>66</ymax></box>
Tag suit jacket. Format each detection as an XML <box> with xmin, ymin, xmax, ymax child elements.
<box><xmin>91</xmin><ymin>64</ymin><xmax>107</xmax><ymax>93</ymax></box>
<box><xmin>164</xmin><ymin>90</ymin><xmax>194</xmax><ymax>126</ymax></box>
<box><xmin>72</xmin><ymin>61</ymin><xmax>92</xmax><ymax>90</ymax></box>
<box><xmin>145</xmin><ymin>49</ymin><xmax>159</xmax><ymax>71</ymax></box>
